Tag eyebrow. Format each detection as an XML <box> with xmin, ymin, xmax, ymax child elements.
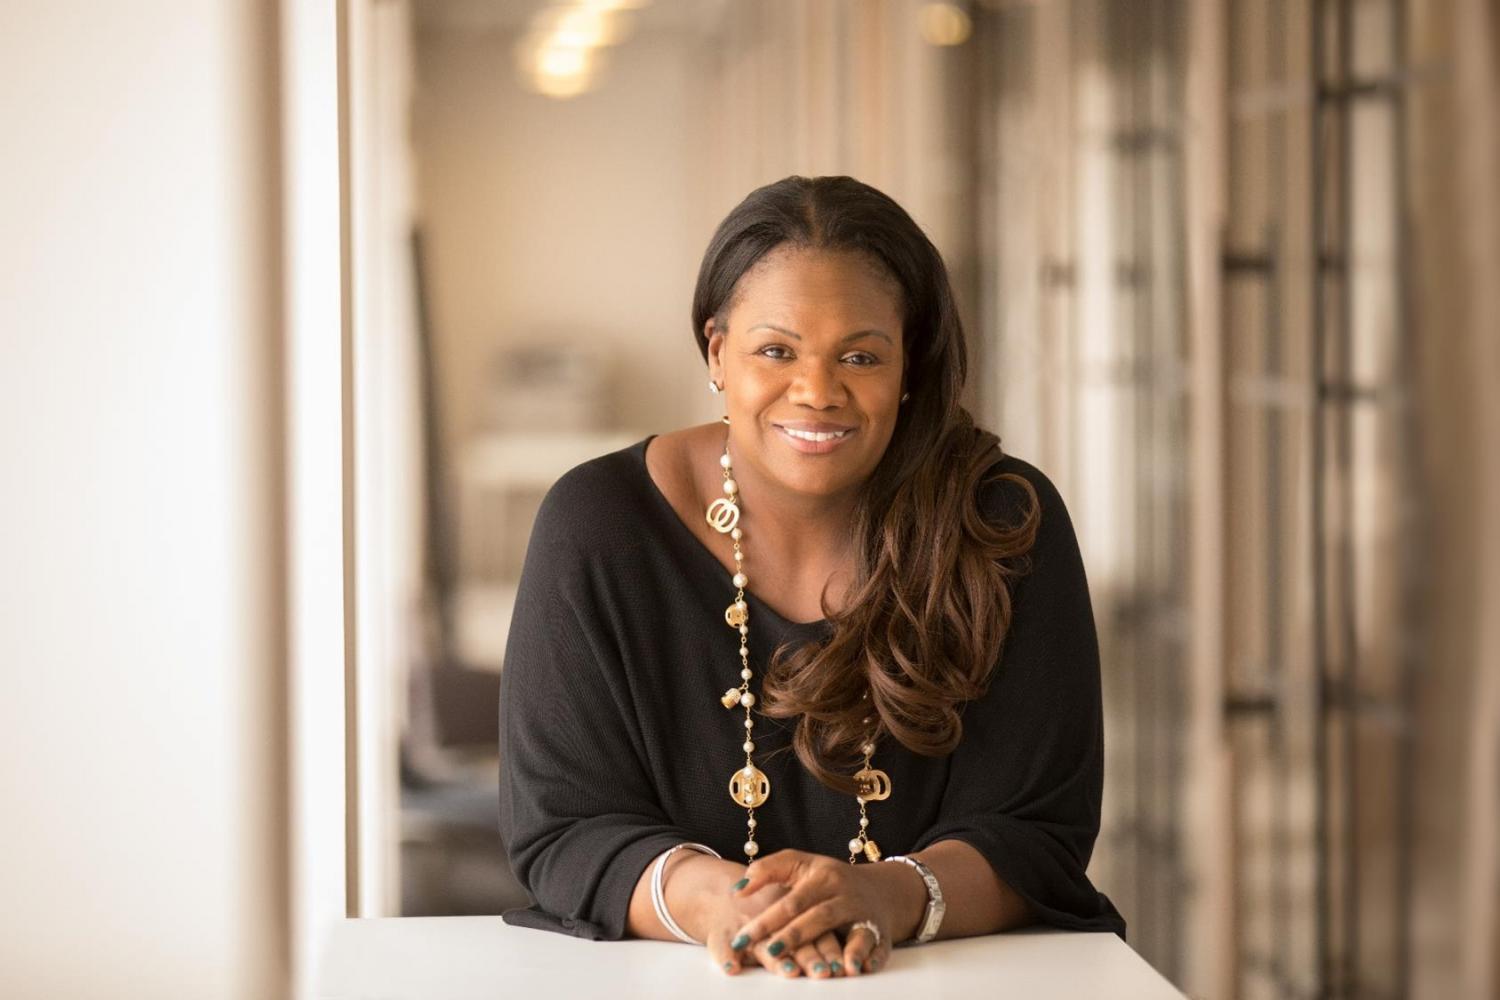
<box><xmin>746</xmin><ymin>323</ymin><xmax>894</xmax><ymax>346</ymax></box>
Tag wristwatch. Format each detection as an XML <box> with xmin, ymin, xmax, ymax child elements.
<box><xmin>883</xmin><ymin>855</ymin><xmax>945</xmax><ymax>944</ymax></box>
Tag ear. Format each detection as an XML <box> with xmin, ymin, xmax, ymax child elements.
<box><xmin>706</xmin><ymin>318</ymin><xmax>728</xmax><ymax>385</ymax></box>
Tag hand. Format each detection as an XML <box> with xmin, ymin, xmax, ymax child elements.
<box><xmin>693</xmin><ymin>870</ymin><xmax>847</xmax><ymax>978</ymax></box>
<box><xmin>725</xmin><ymin>849</ymin><xmax>925</xmax><ymax>976</ymax></box>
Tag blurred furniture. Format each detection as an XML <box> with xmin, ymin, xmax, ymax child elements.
<box><xmin>319</xmin><ymin>920</ymin><xmax>1190</xmax><ymax>999</ymax></box>
<box><xmin>452</xmin><ymin>429</ymin><xmax>640</xmax><ymax>671</ymax></box>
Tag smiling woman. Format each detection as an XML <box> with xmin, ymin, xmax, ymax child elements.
<box><xmin>497</xmin><ymin>175</ymin><xmax>1124</xmax><ymax>981</ymax></box>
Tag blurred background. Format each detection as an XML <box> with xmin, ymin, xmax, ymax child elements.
<box><xmin>3</xmin><ymin>1</ymin><xmax>1497</xmax><ymax>998</ymax></box>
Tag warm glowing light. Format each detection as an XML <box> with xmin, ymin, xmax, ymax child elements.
<box><xmin>530</xmin><ymin>6</ymin><xmax>631</xmax><ymax>49</ymax></box>
<box><xmin>537</xmin><ymin>44</ymin><xmax>588</xmax><ymax>78</ymax></box>
<box><xmin>577</xmin><ymin>0</ymin><xmax>649</xmax><ymax>11</ymax></box>
<box><xmin>919</xmin><ymin>2</ymin><xmax>973</xmax><ymax>47</ymax></box>
<box><xmin>515</xmin><ymin>0</ymin><xmax>649</xmax><ymax>99</ymax></box>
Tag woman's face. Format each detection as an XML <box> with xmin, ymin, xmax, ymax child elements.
<box><xmin>706</xmin><ymin>246</ymin><xmax>906</xmax><ymax>503</ymax></box>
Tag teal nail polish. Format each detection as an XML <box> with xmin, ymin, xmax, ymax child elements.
<box><xmin>767</xmin><ymin>939</ymin><xmax>785</xmax><ymax>957</ymax></box>
<box><xmin>852</xmin><ymin>959</ymin><xmax>862</xmax><ymax>973</ymax></box>
<box><xmin>813</xmin><ymin>962</ymin><xmax>827</xmax><ymax>975</ymax></box>
<box><xmin>723</xmin><ymin>961</ymin><xmax>734</xmax><ymax>971</ymax></box>
<box><xmin>830</xmin><ymin>961</ymin><xmax>843</xmax><ymax>975</ymax></box>
<box><xmin>730</xmin><ymin>933</ymin><xmax>750</xmax><ymax>951</ymax></box>
<box><xmin>781</xmin><ymin>959</ymin><xmax>796</xmax><ymax>973</ymax></box>
<box><xmin>730</xmin><ymin>877</ymin><xmax>749</xmax><ymax>893</ymax></box>
<box><xmin>868</xmin><ymin>958</ymin><xmax>880</xmax><ymax>972</ymax></box>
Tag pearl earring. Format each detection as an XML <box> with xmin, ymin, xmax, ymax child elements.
<box><xmin>709</xmin><ymin>379</ymin><xmax>722</xmax><ymax>395</ymax></box>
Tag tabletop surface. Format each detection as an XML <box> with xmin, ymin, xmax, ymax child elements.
<box><xmin>318</xmin><ymin>917</ymin><xmax>1189</xmax><ymax>999</ymax></box>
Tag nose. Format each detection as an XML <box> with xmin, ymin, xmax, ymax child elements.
<box><xmin>787</xmin><ymin>357</ymin><xmax>847</xmax><ymax>409</ymax></box>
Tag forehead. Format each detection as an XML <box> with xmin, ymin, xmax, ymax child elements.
<box><xmin>727</xmin><ymin>247</ymin><xmax>903</xmax><ymax>332</ymax></box>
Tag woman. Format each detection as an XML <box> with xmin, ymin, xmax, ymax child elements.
<box><xmin>498</xmin><ymin>175</ymin><xmax>1124</xmax><ymax>979</ymax></box>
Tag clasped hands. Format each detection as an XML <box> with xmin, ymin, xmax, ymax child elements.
<box><xmin>684</xmin><ymin>848</ymin><xmax>923</xmax><ymax>978</ymax></box>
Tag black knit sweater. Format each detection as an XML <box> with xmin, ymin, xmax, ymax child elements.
<box><xmin>497</xmin><ymin>436</ymin><xmax>1125</xmax><ymax>940</ymax></box>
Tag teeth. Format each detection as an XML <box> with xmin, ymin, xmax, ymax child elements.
<box><xmin>783</xmin><ymin>427</ymin><xmax>850</xmax><ymax>442</ymax></box>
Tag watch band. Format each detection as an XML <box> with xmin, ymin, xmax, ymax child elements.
<box><xmin>883</xmin><ymin>855</ymin><xmax>945</xmax><ymax>944</ymax></box>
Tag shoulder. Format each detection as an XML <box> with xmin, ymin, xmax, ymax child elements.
<box><xmin>529</xmin><ymin>437</ymin><xmax>657</xmax><ymax>557</ymax></box>
<box><xmin>976</xmin><ymin>451</ymin><xmax>1072</xmax><ymax>535</ymax></box>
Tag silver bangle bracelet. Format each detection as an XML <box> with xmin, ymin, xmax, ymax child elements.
<box><xmin>650</xmin><ymin>842</ymin><xmax>721</xmax><ymax>944</ymax></box>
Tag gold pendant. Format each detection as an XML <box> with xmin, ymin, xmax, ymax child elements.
<box><xmin>720</xmin><ymin>688</ymin><xmax>742</xmax><ymax>709</ymax></box>
<box><xmin>853</xmin><ymin>768</ymin><xmax>892</xmax><ymax>802</ymax></box>
<box><xmin>724</xmin><ymin>601</ymin><xmax>748</xmax><ymax>628</ymax></box>
<box><xmin>862</xmin><ymin>839</ymin><xmax>882</xmax><ymax>862</ymax></box>
<box><xmin>706</xmin><ymin>497</ymin><xmax>740</xmax><ymax>533</ymax></box>
<box><xmin>729</xmin><ymin>764</ymin><xmax>770</xmax><ymax>808</ymax></box>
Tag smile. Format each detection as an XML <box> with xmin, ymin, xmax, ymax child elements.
<box><xmin>774</xmin><ymin>424</ymin><xmax>856</xmax><ymax>454</ymax></box>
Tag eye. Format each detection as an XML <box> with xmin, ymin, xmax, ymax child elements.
<box><xmin>842</xmin><ymin>351</ymin><xmax>880</xmax><ymax>367</ymax></box>
<box><xmin>757</xmin><ymin>344</ymin><xmax>794</xmax><ymax>360</ymax></box>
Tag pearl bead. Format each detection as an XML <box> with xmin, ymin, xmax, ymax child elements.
<box><xmin>739</xmin><ymin>646</ymin><xmax>749</xmax><ymax>658</ymax></box>
<box><xmin>734</xmin><ymin>600</ymin><xmax>747</xmax><ymax>612</ymax></box>
<box><xmin>732</xmin><ymin>572</ymin><xmax>747</xmax><ymax>589</ymax></box>
<box><xmin>848</xmin><ymin>839</ymin><xmax>863</xmax><ymax>854</ymax></box>
<box><xmin>743</xmin><ymin>740</ymin><xmax>754</xmax><ymax>753</ymax></box>
<box><xmin>745</xmin><ymin>841</ymin><xmax>760</xmax><ymax>857</ymax></box>
<box><xmin>739</xmin><ymin>625</ymin><xmax>748</xmax><ymax>636</ymax></box>
<box><xmin>862</xmin><ymin>743</ymin><xmax>875</xmax><ymax>756</ymax></box>
<box><xmin>723</xmin><ymin>479</ymin><xmax>738</xmax><ymax>495</ymax></box>
<box><xmin>744</xmin><ymin>718</ymin><xmax>754</xmax><ymax>729</ymax></box>
<box><xmin>734</xmin><ymin>550</ymin><xmax>744</xmax><ymax>563</ymax></box>
<box><xmin>743</xmin><ymin>765</ymin><xmax>755</xmax><ymax>777</ymax></box>
<box><xmin>740</xmin><ymin>692</ymin><xmax>756</xmax><ymax>708</ymax></box>
<box><xmin>859</xmin><ymin>817</ymin><xmax>869</xmax><ymax>828</ymax></box>
<box><xmin>730</xmin><ymin>527</ymin><xmax>742</xmax><ymax>541</ymax></box>
<box><xmin>747</xmin><ymin>817</ymin><xmax>757</xmax><ymax>829</ymax></box>
<box><xmin>741</xmin><ymin>667</ymin><xmax>752</xmax><ymax>679</ymax></box>
<box><xmin>720</xmin><ymin>453</ymin><xmax>732</xmax><ymax>469</ymax></box>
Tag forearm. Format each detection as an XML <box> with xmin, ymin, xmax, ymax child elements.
<box><xmin>887</xmin><ymin>839</ymin><xmax>1036</xmax><ymax>942</ymax></box>
<box><xmin>626</xmin><ymin>850</ymin><xmax>743</xmax><ymax>940</ymax></box>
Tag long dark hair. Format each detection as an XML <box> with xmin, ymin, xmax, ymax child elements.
<box><xmin>690</xmin><ymin>175</ymin><xmax>1041</xmax><ymax>793</ymax></box>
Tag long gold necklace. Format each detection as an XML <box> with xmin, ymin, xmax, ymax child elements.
<box><xmin>705</xmin><ymin>429</ymin><xmax>892</xmax><ymax>863</ymax></box>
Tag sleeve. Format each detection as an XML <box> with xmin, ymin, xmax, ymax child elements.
<box><xmin>497</xmin><ymin>475</ymin><xmax>695</xmax><ymax>940</ymax></box>
<box><xmin>909</xmin><ymin>462</ymin><xmax>1127</xmax><ymax>939</ymax></box>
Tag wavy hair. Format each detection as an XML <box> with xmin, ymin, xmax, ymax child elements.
<box><xmin>690</xmin><ymin>176</ymin><xmax>1041</xmax><ymax>794</ymax></box>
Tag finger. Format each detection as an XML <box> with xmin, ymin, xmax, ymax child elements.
<box><xmin>729</xmin><ymin>849</ymin><xmax>813</xmax><ymax>898</ymax></box>
<box><xmin>731</xmin><ymin>886</ymin><xmax>821</xmax><ymax>954</ymax></box>
<box><xmin>813</xmin><ymin>932</ymin><xmax>844</xmax><ymax>977</ymax></box>
<box><xmin>758</xmin><ymin>899</ymin><xmax>846</xmax><ymax>959</ymax></box>
<box><xmin>705</xmin><ymin>925</ymin><xmax>743</xmax><ymax>977</ymax></box>
<box><xmin>792</xmin><ymin>941</ymin><xmax>827</xmax><ymax>979</ymax></box>
<box><xmin>841</xmin><ymin>922</ymin><xmax>882</xmax><ymax>976</ymax></box>
<box><xmin>753</xmin><ymin>938</ymin><xmax>799</xmax><ymax>978</ymax></box>
<box><xmin>866</xmin><ymin>933</ymin><xmax>894</xmax><ymax>974</ymax></box>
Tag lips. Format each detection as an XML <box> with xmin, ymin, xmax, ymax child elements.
<box><xmin>773</xmin><ymin>422</ymin><xmax>856</xmax><ymax>454</ymax></box>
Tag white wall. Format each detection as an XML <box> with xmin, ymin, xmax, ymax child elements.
<box><xmin>411</xmin><ymin>24</ymin><xmax>723</xmax><ymax>455</ymax></box>
<box><xmin>0</xmin><ymin>3</ymin><xmax>288</xmax><ymax>997</ymax></box>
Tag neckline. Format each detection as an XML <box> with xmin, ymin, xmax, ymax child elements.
<box><xmin>634</xmin><ymin>435</ymin><xmax>832</xmax><ymax>633</ymax></box>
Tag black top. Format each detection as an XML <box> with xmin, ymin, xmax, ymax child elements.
<box><xmin>497</xmin><ymin>436</ymin><xmax>1125</xmax><ymax>941</ymax></box>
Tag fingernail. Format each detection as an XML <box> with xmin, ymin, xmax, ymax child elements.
<box><xmin>868</xmin><ymin>958</ymin><xmax>880</xmax><ymax>972</ymax></box>
<box><xmin>852</xmin><ymin>959</ymin><xmax>863</xmax><ymax>973</ymax></box>
<box><xmin>830</xmin><ymin>961</ymin><xmax>843</xmax><ymax>975</ymax></box>
<box><xmin>767</xmin><ymin>939</ymin><xmax>785</xmax><ymax>957</ymax></box>
<box><xmin>813</xmin><ymin>962</ymin><xmax>827</xmax><ymax>974</ymax></box>
<box><xmin>730</xmin><ymin>933</ymin><xmax>750</xmax><ymax>951</ymax></box>
<box><xmin>730</xmin><ymin>878</ymin><xmax>749</xmax><ymax>893</ymax></box>
<box><xmin>781</xmin><ymin>959</ymin><xmax>796</xmax><ymax>974</ymax></box>
<box><xmin>722</xmin><ymin>960</ymin><xmax>734</xmax><ymax>971</ymax></box>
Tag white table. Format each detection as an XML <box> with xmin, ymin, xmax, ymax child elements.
<box><xmin>318</xmin><ymin>917</ymin><xmax>1189</xmax><ymax>999</ymax></box>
